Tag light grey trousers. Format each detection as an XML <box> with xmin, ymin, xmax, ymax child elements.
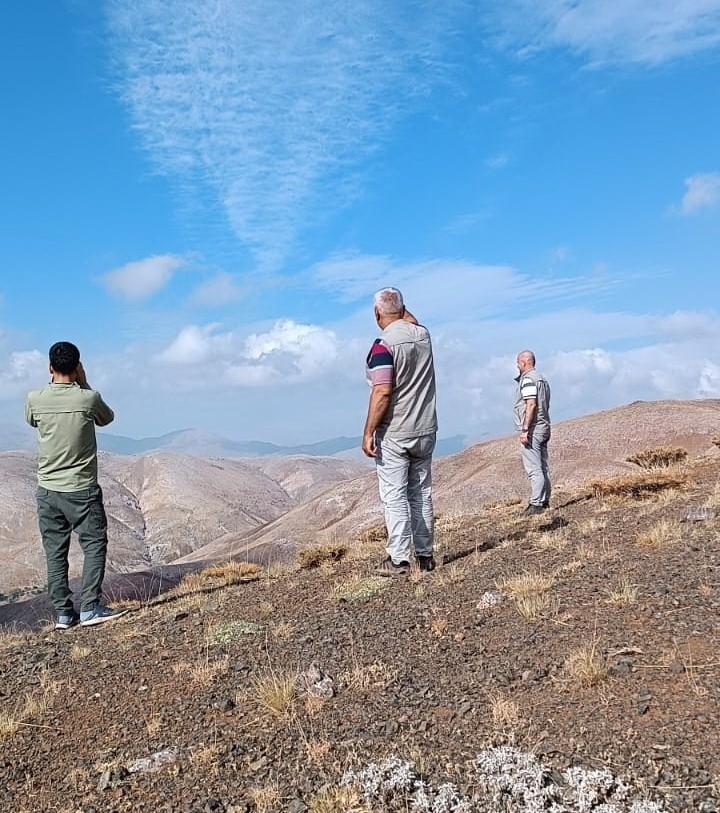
<box><xmin>521</xmin><ymin>428</ymin><xmax>551</xmax><ymax>507</ymax></box>
<box><xmin>375</xmin><ymin>432</ymin><xmax>435</xmax><ymax>563</ymax></box>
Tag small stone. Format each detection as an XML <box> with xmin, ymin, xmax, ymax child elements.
<box><xmin>636</xmin><ymin>702</ymin><xmax>650</xmax><ymax>715</ymax></box>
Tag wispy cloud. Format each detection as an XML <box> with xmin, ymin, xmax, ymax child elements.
<box><xmin>678</xmin><ymin>172</ymin><xmax>720</xmax><ymax>214</ymax></box>
<box><xmin>310</xmin><ymin>254</ymin><xmax>621</xmax><ymax>318</ymax></box>
<box><xmin>485</xmin><ymin>0</ymin><xmax>720</xmax><ymax>65</ymax></box>
<box><xmin>190</xmin><ymin>273</ymin><xmax>246</xmax><ymax>307</ymax></box>
<box><xmin>107</xmin><ymin>0</ymin><xmax>465</xmax><ymax>270</ymax></box>
<box><xmin>99</xmin><ymin>254</ymin><xmax>186</xmax><ymax>299</ymax></box>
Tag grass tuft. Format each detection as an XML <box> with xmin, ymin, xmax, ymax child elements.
<box><xmin>334</xmin><ymin>575</ymin><xmax>393</xmax><ymax>602</ymax></box>
<box><xmin>589</xmin><ymin>470</ymin><xmax>687</xmax><ymax>501</ymax></box>
<box><xmin>253</xmin><ymin>667</ymin><xmax>297</xmax><ymax>716</ymax></box>
<box><xmin>626</xmin><ymin>445</ymin><xmax>688</xmax><ymax>469</ymax></box>
<box><xmin>636</xmin><ymin>519</ymin><xmax>682</xmax><ymax>548</ymax></box>
<box><xmin>298</xmin><ymin>543</ymin><xmax>348</xmax><ymax>569</ymax></box>
<box><xmin>564</xmin><ymin>641</ymin><xmax>609</xmax><ymax>687</ymax></box>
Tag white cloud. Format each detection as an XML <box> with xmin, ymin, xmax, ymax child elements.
<box><xmin>100</xmin><ymin>255</ymin><xmax>186</xmax><ymax>299</ymax></box>
<box><xmin>679</xmin><ymin>173</ymin><xmax>720</xmax><ymax>214</ymax></box>
<box><xmin>107</xmin><ymin>1</ymin><xmax>464</xmax><ymax>270</ymax></box>
<box><xmin>485</xmin><ymin>0</ymin><xmax>720</xmax><ymax>65</ymax></box>
<box><xmin>155</xmin><ymin>319</ymin><xmax>338</xmax><ymax>386</ymax></box>
<box><xmin>0</xmin><ymin>350</ymin><xmax>46</xmax><ymax>400</ymax></box>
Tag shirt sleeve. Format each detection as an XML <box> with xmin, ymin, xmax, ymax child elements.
<box><xmin>24</xmin><ymin>397</ymin><xmax>37</xmax><ymax>427</ymax></box>
<box><xmin>91</xmin><ymin>392</ymin><xmax>115</xmax><ymax>426</ymax></box>
<box><xmin>520</xmin><ymin>376</ymin><xmax>538</xmax><ymax>400</ymax></box>
<box><xmin>366</xmin><ymin>339</ymin><xmax>394</xmax><ymax>386</ymax></box>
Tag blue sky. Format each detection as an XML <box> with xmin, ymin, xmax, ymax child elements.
<box><xmin>1</xmin><ymin>0</ymin><xmax>719</xmax><ymax>445</ymax></box>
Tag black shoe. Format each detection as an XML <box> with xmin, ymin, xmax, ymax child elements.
<box><xmin>417</xmin><ymin>555</ymin><xmax>436</xmax><ymax>572</ymax></box>
<box><xmin>373</xmin><ymin>557</ymin><xmax>410</xmax><ymax>578</ymax></box>
<box><xmin>522</xmin><ymin>504</ymin><xmax>545</xmax><ymax>516</ymax></box>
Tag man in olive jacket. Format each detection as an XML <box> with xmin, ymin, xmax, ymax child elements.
<box><xmin>25</xmin><ymin>341</ymin><xmax>126</xmax><ymax>629</ymax></box>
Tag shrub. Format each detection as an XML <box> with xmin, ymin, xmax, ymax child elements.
<box><xmin>626</xmin><ymin>446</ymin><xmax>687</xmax><ymax>470</ymax></box>
<box><xmin>589</xmin><ymin>471</ymin><xmax>687</xmax><ymax>501</ymax></box>
<box><xmin>298</xmin><ymin>543</ymin><xmax>348</xmax><ymax>569</ymax></box>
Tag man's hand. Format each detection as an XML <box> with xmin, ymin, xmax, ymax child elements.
<box><xmin>362</xmin><ymin>432</ymin><xmax>377</xmax><ymax>458</ymax></box>
<box><xmin>519</xmin><ymin>431</ymin><xmax>530</xmax><ymax>447</ymax></box>
<box><xmin>75</xmin><ymin>362</ymin><xmax>89</xmax><ymax>389</ymax></box>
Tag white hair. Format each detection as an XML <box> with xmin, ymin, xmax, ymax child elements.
<box><xmin>373</xmin><ymin>287</ymin><xmax>404</xmax><ymax>315</ymax></box>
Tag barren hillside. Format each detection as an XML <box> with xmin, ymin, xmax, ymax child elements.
<box><xmin>0</xmin><ymin>451</ymin><xmax>367</xmax><ymax>594</ymax></box>
<box><xmin>0</xmin><ymin>421</ymin><xmax>718</xmax><ymax>812</ymax></box>
<box><xmin>177</xmin><ymin>399</ymin><xmax>720</xmax><ymax>566</ymax></box>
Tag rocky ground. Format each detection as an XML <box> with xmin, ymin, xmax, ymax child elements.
<box><xmin>1</xmin><ymin>446</ymin><xmax>719</xmax><ymax>812</ymax></box>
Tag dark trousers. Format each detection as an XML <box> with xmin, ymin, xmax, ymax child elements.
<box><xmin>36</xmin><ymin>485</ymin><xmax>108</xmax><ymax>613</ymax></box>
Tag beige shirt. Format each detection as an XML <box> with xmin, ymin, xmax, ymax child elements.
<box><xmin>25</xmin><ymin>383</ymin><xmax>114</xmax><ymax>491</ymax></box>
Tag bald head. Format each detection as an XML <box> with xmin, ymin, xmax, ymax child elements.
<box><xmin>516</xmin><ymin>350</ymin><xmax>536</xmax><ymax>373</ymax></box>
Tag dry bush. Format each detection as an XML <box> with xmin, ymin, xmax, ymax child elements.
<box><xmin>564</xmin><ymin>641</ymin><xmax>608</xmax><ymax>687</ymax></box>
<box><xmin>487</xmin><ymin>690</ymin><xmax>520</xmax><ymax>728</ymax></box>
<box><xmin>626</xmin><ymin>445</ymin><xmax>688</xmax><ymax>470</ymax></box>
<box><xmin>298</xmin><ymin>543</ymin><xmax>348</xmax><ymax>569</ymax></box>
<box><xmin>253</xmin><ymin>667</ymin><xmax>297</xmax><ymax>716</ymax></box>
<box><xmin>199</xmin><ymin>561</ymin><xmax>262</xmax><ymax>586</ymax></box>
<box><xmin>589</xmin><ymin>470</ymin><xmax>687</xmax><ymax>501</ymax></box>
<box><xmin>430</xmin><ymin>617</ymin><xmax>449</xmax><ymax>636</ymax></box>
<box><xmin>636</xmin><ymin>519</ymin><xmax>682</xmax><ymax>548</ymax></box>
<box><xmin>485</xmin><ymin>497</ymin><xmax>523</xmax><ymax>511</ymax></box>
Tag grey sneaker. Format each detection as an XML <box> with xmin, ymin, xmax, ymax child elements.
<box><xmin>522</xmin><ymin>504</ymin><xmax>545</xmax><ymax>516</ymax></box>
<box><xmin>79</xmin><ymin>605</ymin><xmax>128</xmax><ymax>627</ymax></box>
<box><xmin>55</xmin><ymin>611</ymin><xmax>80</xmax><ymax>630</ymax></box>
<box><xmin>417</xmin><ymin>555</ymin><xmax>436</xmax><ymax>572</ymax></box>
<box><xmin>373</xmin><ymin>557</ymin><xmax>410</xmax><ymax>578</ymax></box>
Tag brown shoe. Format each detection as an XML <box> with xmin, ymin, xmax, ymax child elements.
<box><xmin>373</xmin><ymin>557</ymin><xmax>410</xmax><ymax>578</ymax></box>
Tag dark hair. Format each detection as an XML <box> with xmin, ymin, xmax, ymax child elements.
<box><xmin>49</xmin><ymin>342</ymin><xmax>81</xmax><ymax>374</ymax></box>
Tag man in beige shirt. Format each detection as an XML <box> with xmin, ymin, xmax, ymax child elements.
<box><xmin>25</xmin><ymin>341</ymin><xmax>127</xmax><ymax>629</ymax></box>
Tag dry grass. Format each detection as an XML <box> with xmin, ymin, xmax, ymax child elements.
<box><xmin>498</xmin><ymin>571</ymin><xmax>557</xmax><ymax>621</ymax></box>
<box><xmin>341</xmin><ymin>660</ymin><xmax>397</xmax><ymax>692</ymax></box>
<box><xmin>499</xmin><ymin>571</ymin><xmax>556</xmax><ymax>599</ymax></box>
<box><xmin>189</xmin><ymin>744</ymin><xmax>221</xmax><ymax>773</ymax></box>
<box><xmin>198</xmin><ymin>560</ymin><xmax>262</xmax><ymax>586</ymax></box>
<box><xmin>173</xmin><ymin>654</ymin><xmax>229</xmax><ymax>687</ymax></box>
<box><xmin>144</xmin><ymin>708</ymin><xmax>162</xmax><ymax>736</ymax></box>
<box><xmin>626</xmin><ymin>446</ymin><xmax>688</xmax><ymax>470</ymax></box>
<box><xmin>0</xmin><ymin>683</ymin><xmax>59</xmax><ymax>740</ymax></box>
<box><xmin>253</xmin><ymin>667</ymin><xmax>297</xmax><ymax>716</ymax></box>
<box><xmin>357</xmin><ymin>522</ymin><xmax>387</xmax><ymax>546</ymax></box>
<box><xmin>577</xmin><ymin>517</ymin><xmax>606</xmax><ymax>536</ymax></box>
<box><xmin>605</xmin><ymin>577</ymin><xmax>638</xmax><ymax>605</ymax></box>
<box><xmin>307</xmin><ymin>785</ymin><xmax>361</xmax><ymax>813</ymax></box>
<box><xmin>589</xmin><ymin>471</ymin><xmax>688</xmax><ymax>501</ymax></box>
<box><xmin>250</xmin><ymin>784</ymin><xmax>282</xmax><ymax>813</ymax></box>
<box><xmin>430</xmin><ymin>617</ymin><xmax>449</xmax><ymax>636</ymax></box>
<box><xmin>270</xmin><ymin>620</ymin><xmax>296</xmax><ymax>641</ymax></box>
<box><xmin>531</xmin><ymin>527</ymin><xmax>569</xmax><ymax>552</ymax></box>
<box><xmin>70</xmin><ymin>643</ymin><xmax>92</xmax><ymax>661</ymax></box>
<box><xmin>564</xmin><ymin>640</ymin><xmax>609</xmax><ymax>687</ymax></box>
<box><xmin>636</xmin><ymin>519</ymin><xmax>682</xmax><ymax>548</ymax></box>
<box><xmin>298</xmin><ymin>543</ymin><xmax>348</xmax><ymax>569</ymax></box>
<box><xmin>487</xmin><ymin>690</ymin><xmax>521</xmax><ymax>728</ymax></box>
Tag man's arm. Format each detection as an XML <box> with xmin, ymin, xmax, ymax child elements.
<box><xmin>24</xmin><ymin>397</ymin><xmax>37</xmax><ymax>428</ymax></box>
<box><xmin>76</xmin><ymin>363</ymin><xmax>115</xmax><ymax>426</ymax></box>
<box><xmin>519</xmin><ymin>398</ymin><xmax>537</xmax><ymax>446</ymax></box>
<box><xmin>362</xmin><ymin>383</ymin><xmax>392</xmax><ymax>457</ymax></box>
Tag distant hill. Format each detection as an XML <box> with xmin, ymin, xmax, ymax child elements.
<box><xmin>0</xmin><ymin>425</ymin><xmax>470</xmax><ymax>458</ymax></box>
